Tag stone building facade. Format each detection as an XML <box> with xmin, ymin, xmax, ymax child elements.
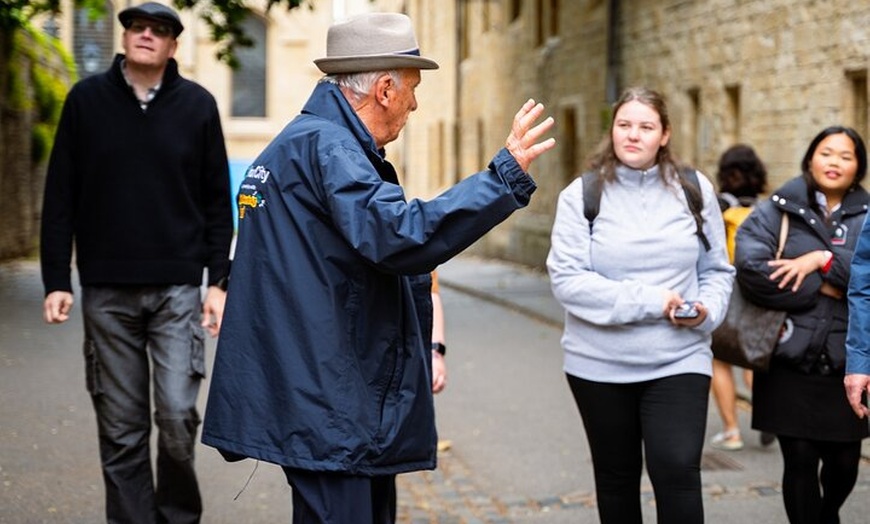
<box><xmin>47</xmin><ymin>0</ymin><xmax>870</xmax><ymax>269</ymax></box>
<box><xmin>392</xmin><ymin>0</ymin><xmax>870</xmax><ymax>268</ymax></box>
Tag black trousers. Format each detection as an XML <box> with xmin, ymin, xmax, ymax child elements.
<box><xmin>567</xmin><ymin>372</ymin><xmax>710</xmax><ymax>524</ymax></box>
<box><xmin>282</xmin><ymin>468</ymin><xmax>397</xmax><ymax>524</ymax></box>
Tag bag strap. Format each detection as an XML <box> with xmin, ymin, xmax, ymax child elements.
<box><xmin>775</xmin><ymin>213</ymin><xmax>790</xmax><ymax>260</ymax></box>
<box><xmin>582</xmin><ymin>170</ymin><xmax>603</xmax><ymax>231</ymax></box>
<box><xmin>582</xmin><ymin>167</ymin><xmax>710</xmax><ymax>251</ymax></box>
<box><xmin>679</xmin><ymin>167</ymin><xmax>711</xmax><ymax>252</ymax></box>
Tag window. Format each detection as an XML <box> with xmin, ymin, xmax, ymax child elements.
<box><xmin>688</xmin><ymin>87</ymin><xmax>701</xmax><ymax>166</ymax></box>
<box><xmin>561</xmin><ymin>106</ymin><xmax>579</xmax><ymax>185</ymax></box>
<box><xmin>73</xmin><ymin>1</ymin><xmax>115</xmax><ymax>78</ymax></box>
<box><xmin>725</xmin><ymin>84</ymin><xmax>741</xmax><ymax>146</ymax></box>
<box><xmin>508</xmin><ymin>0</ymin><xmax>521</xmax><ymax>22</ymax></box>
<box><xmin>535</xmin><ymin>0</ymin><xmax>560</xmax><ymax>46</ymax></box>
<box><xmin>459</xmin><ymin>0</ymin><xmax>471</xmax><ymax>61</ymax></box>
<box><xmin>231</xmin><ymin>16</ymin><xmax>267</xmax><ymax>118</ymax></box>
<box><xmin>848</xmin><ymin>70</ymin><xmax>868</xmax><ymax>141</ymax></box>
<box><xmin>477</xmin><ymin>118</ymin><xmax>487</xmax><ymax>171</ymax></box>
<box><xmin>549</xmin><ymin>0</ymin><xmax>560</xmax><ymax>37</ymax></box>
<box><xmin>429</xmin><ymin>121</ymin><xmax>448</xmax><ymax>189</ymax></box>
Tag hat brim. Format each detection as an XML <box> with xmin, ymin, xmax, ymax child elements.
<box><xmin>314</xmin><ymin>54</ymin><xmax>439</xmax><ymax>74</ymax></box>
<box><xmin>119</xmin><ymin>10</ymin><xmax>184</xmax><ymax>37</ymax></box>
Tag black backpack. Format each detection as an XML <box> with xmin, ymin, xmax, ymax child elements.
<box><xmin>581</xmin><ymin>167</ymin><xmax>711</xmax><ymax>251</ymax></box>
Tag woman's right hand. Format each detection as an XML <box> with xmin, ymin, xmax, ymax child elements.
<box><xmin>767</xmin><ymin>250</ymin><xmax>828</xmax><ymax>292</ymax></box>
<box><xmin>662</xmin><ymin>290</ymin><xmax>684</xmax><ymax>317</ymax></box>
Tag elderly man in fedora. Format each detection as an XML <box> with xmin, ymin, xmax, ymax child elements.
<box><xmin>201</xmin><ymin>11</ymin><xmax>554</xmax><ymax>522</ymax></box>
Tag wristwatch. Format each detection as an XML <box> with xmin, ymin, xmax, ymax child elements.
<box><xmin>214</xmin><ymin>276</ymin><xmax>229</xmax><ymax>291</ymax></box>
<box><xmin>431</xmin><ymin>342</ymin><xmax>446</xmax><ymax>356</ymax></box>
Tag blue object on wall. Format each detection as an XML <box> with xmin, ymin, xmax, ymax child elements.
<box><xmin>228</xmin><ymin>159</ymin><xmax>252</xmax><ymax>230</ymax></box>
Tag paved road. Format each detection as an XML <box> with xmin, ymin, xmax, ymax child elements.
<box><xmin>2</xmin><ymin>256</ymin><xmax>870</xmax><ymax>523</ymax></box>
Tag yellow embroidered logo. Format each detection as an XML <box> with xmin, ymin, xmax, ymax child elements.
<box><xmin>238</xmin><ymin>165</ymin><xmax>270</xmax><ymax>219</ymax></box>
<box><xmin>238</xmin><ymin>193</ymin><xmax>264</xmax><ymax>219</ymax></box>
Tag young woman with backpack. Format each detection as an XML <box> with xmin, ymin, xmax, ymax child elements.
<box><xmin>547</xmin><ymin>86</ymin><xmax>734</xmax><ymax>523</ymax></box>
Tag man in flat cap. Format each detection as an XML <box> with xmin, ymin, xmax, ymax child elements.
<box><xmin>40</xmin><ymin>2</ymin><xmax>232</xmax><ymax>522</ymax></box>
<box><xmin>201</xmin><ymin>11</ymin><xmax>554</xmax><ymax>523</ymax></box>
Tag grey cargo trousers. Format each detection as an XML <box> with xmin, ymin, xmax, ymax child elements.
<box><xmin>82</xmin><ymin>285</ymin><xmax>204</xmax><ymax>524</ymax></box>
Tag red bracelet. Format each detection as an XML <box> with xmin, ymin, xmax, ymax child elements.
<box><xmin>821</xmin><ymin>250</ymin><xmax>834</xmax><ymax>274</ymax></box>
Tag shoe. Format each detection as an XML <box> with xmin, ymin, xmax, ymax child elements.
<box><xmin>710</xmin><ymin>429</ymin><xmax>744</xmax><ymax>451</ymax></box>
<box><xmin>760</xmin><ymin>432</ymin><xmax>776</xmax><ymax>447</ymax></box>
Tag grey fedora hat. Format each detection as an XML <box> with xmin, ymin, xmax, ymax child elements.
<box><xmin>314</xmin><ymin>12</ymin><xmax>439</xmax><ymax>74</ymax></box>
<box><xmin>118</xmin><ymin>1</ymin><xmax>184</xmax><ymax>37</ymax></box>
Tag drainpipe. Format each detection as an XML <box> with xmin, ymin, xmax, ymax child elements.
<box><xmin>454</xmin><ymin>0</ymin><xmax>462</xmax><ymax>184</ymax></box>
<box><xmin>605</xmin><ymin>0</ymin><xmax>620</xmax><ymax>104</ymax></box>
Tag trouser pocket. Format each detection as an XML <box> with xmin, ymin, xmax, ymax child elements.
<box><xmin>189</xmin><ymin>323</ymin><xmax>206</xmax><ymax>379</ymax></box>
<box><xmin>82</xmin><ymin>338</ymin><xmax>103</xmax><ymax>396</ymax></box>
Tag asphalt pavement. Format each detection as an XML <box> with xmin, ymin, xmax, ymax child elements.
<box><xmin>2</xmin><ymin>255</ymin><xmax>870</xmax><ymax>523</ymax></box>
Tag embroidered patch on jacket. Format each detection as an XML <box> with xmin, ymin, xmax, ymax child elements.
<box><xmin>238</xmin><ymin>165</ymin><xmax>270</xmax><ymax>219</ymax></box>
<box><xmin>831</xmin><ymin>223</ymin><xmax>848</xmax><ymax>246</ymax></box>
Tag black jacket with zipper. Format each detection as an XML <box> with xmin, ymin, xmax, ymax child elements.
<box><xmin>735</xmin><ymin>176</ymin><xmax>869</xmax><ymax>374</ymax></box>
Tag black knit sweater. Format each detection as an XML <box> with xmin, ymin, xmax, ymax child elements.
<box><xmin>40</xmin><ymin>54</ymin><xmax>232</xmax><ymax>293</ymax></box>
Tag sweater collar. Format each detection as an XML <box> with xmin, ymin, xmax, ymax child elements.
<box><xmin>110</xmin><ymin>53</ymin><xmax>180</xmax><ymax>90</ymax></box>
<box><xmin>614</xmin><ymin>163</ymin><xmax>663</xmax><ymax>187</ymax></box>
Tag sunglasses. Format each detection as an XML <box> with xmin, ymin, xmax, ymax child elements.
<box><xmin>128</xmin><ymin>20</ymin><xmax>173</xmax><ymax>38</ymax></box>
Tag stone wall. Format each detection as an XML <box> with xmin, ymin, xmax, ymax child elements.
<box><xmin>0</xmin><ymin>31</ymin><xmax>37</xmax><ymax>261</ymax></box>
<box><xmin>0</xmin><ymin>29</ymin><xmax>73</xmax><ymax>261</ymax></box>
<box><xmin>398</xmin><ymin>0</ymin><xmax>870</xmax><ymax>269</ymax></box>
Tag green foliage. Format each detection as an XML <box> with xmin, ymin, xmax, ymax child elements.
<box><xmin>0</xmin><ymin>0</ymin><xmax>105</xmax><ymax>31</ymax></box>
<box><xmin>6</xmin><ymin>33</ymin><xmax>30</xmax><ymax>111</ymax></box>
<box><xmin>2</xmin><ymin>0</ymin><xmax>318</xmax><ymax>68</ymax></box>
<box><xmin>172</xmin><ymin>0</ymin><xmax>313</xmax><ymax>67</ymax></box>
<box><xmin>32</xmin><ymin>122</ymin><xmax>54</xmax><ymax>163</ymax></box>
<box><xmin>7</xmin><ymin>23</ymin><xmax>75</xmax><ymax>163</ymax></box>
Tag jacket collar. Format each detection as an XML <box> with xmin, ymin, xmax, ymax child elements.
<box><xmin>771</xmin><ymin>176</ymin><xmax>869</xmax><ymax>219</ymax></box>
<box><xmin>301</xmin><ymin>82</ymin><xmax>399</xmax><ymax>184</ymax></box>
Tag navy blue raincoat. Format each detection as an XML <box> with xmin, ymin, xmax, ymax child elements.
<box><xmin>201</xmin><ymin>82</ymin><xmax>537</xmax><ymax>475</ymax></box>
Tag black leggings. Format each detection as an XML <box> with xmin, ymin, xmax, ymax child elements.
<box><xmin>777</xmin><ymin>436</ymin><xmax>861</xmax><ymax>524</ymax></box>
<box><xmin>567</xmin><ymin>373</ymin><xmax>710</xmax><ymax>524</ymax></box>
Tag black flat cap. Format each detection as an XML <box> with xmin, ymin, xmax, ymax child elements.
<box><xmin>118</xmin><ymin>2</ymin><xmax>184</xmax><ymax>37</ymax></box>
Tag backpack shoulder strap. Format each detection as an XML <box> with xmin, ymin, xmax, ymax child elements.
<box><xmin>679</xmin><ymin>167</ymin><xmax>711</xmax><ymax>252</ymax></box>
<box><xmin>583</xmin><ymin>167</ymin><xmax>710</xmax><ymax>251</ymax></box>
<box><xmin>582</xmin><ymin>170</ymin><xmax>603</xmax><ymax>233</ymax></box>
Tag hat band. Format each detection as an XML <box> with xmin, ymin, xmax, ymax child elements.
<box><xmin>399</xmin><ymin>49</ymin><xmax>421</xmax><ymax>56</ymax></box>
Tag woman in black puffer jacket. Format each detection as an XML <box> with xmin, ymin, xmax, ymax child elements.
<box><xmin>735</xmin><ymin>126</ymin><xmax>870</xmax><ymax>524</ymax></box>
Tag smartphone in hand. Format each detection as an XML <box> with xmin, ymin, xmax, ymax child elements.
<box><xmin>674</xmin><ymin>302</ymin><xmax>700</xmax><ymax>319</ymax></box>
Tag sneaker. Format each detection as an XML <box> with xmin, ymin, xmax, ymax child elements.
<box><xmin>710</xmin><ymin>429</ymin><xmax>744</xmax><ymax>451</ymax></box>
<box><xmin>760</xmin><ymin>432</ymin><xmax>776</xmax><ymax>447</ymax></box>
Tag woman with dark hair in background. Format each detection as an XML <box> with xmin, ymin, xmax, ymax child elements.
<box><xmin>709</xmin><ymin>144</ymin><xmax>769</xmax><ymax>451</ymax></box>
<box><xmin>736</xmin><ymin>126</ymin><xmax>870</xmax><ymax>524</ymax></box>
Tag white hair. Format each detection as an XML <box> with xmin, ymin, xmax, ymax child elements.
<box><xmin>321</xmin><ymin>70</ymin><xmax>401</xmax><ymax>104</ymax></box>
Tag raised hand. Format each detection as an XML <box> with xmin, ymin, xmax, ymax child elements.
<box><xmin>505</xmin><ymin>99</ymin><xmax>556</xmax><ymax>172</ymax></box>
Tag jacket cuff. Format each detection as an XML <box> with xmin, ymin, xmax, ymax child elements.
<box><xmin>490</xmin><ymin>148</ymin><xmax>537</xmax><ymax>205</ymax></box>
<box><xmin>42</xmin><ymin>273</ymin><xmax>73</xmax><ymax>297</ymax></box>
<box><xmin>845</xmin><ymin>355</ymin><xmax>870</xmax><ymax>375</ymax></box>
